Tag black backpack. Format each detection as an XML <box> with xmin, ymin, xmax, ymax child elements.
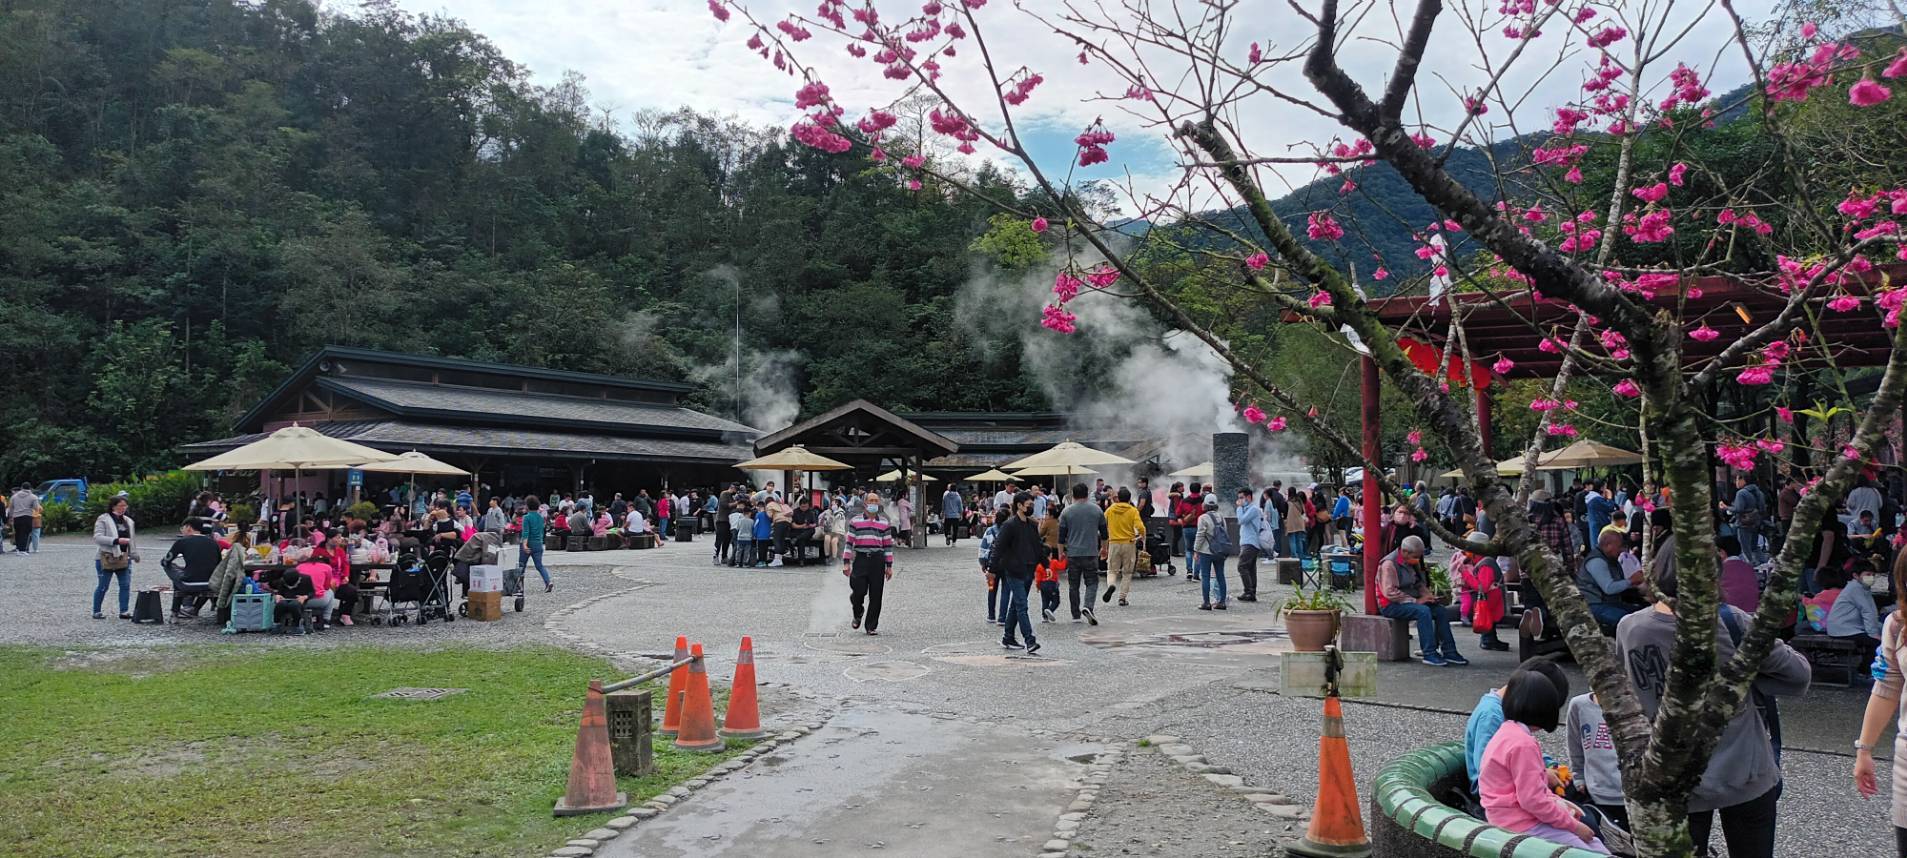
<box><xmin>1719</xmin><ymin>608</ymin><xmax>1783</xmax><ymax>763</ymax></box>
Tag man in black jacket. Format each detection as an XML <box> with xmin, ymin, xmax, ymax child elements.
<box><xmin>161</xmin><ymin>519</ymin><xmax>222</xmax><ymax>618</ymax></box>
<box><xmin>990</xmin><ymin>491</ymin><xmax>1043</xmax><ymax>655</ymax></box>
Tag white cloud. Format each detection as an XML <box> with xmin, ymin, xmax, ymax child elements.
<box><xmin>386</xmin><ymin>0</ymin><xmax>1781</xmax><ymax>211</ymax></box>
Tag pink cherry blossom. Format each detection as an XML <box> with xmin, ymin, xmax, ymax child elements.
<box><xmin>1267</xmin><ymin>416</ymin><xmax>1288</xmax><ymax>432</ymax></box>
<box><xmin>1373</xmin><ymin>267</ymin><xmax>1389</xmax><ymax>281</ymax></box>
<box><xmin>1887</xmin><ymin>49</ymin><xmax>1907</xmax><ymax>79</ymax></box>
<box><xmin>1242</xmin><ymin>405</ymin><xmax>1266</xmax><ymax>424</ymax></box>
<box><xmin>1407</xmin><ymin>429</ymin><xmax>1423</xmax><ymax>445</ymax></box>
<box><xmin>1631</xmin><ymin>182</ymin><xmax>1669</xmax><ymax>203</ymax></box>
<box><xmin>1245</xmin><ymin>252</ymin><xmax>1269</xmax><ymax>271</ymax></box>
<box><xmin>1248</xmin><ymin>42</ymin><xmax>1263</xmax><ymax>64</ymax></box>
<box><xmin>1546</xmin><ymin>423</ymin><xmax>1580</xmax><ymax>438</ymax></box>
<box><xmin>1851</xmin><ymin>79</ymin><xmax>1893</xmax><ymax>107</ymax></box>
<box><xmin>1085</xmin><ymin>266</ymin><xmax>1119</xmax><ymax>289</ymax></box>
<box><xmin>707</xmin><ymin>0</ymin><xmax>729</xmax><ymax>21</ymax></box>
<box><xmin>906</xmin><ymin>178</ymin><xmax>922</xmax><ymax>191</ymax></box>
<box><xmin>1754</xmin><ymin>438</ymin><xmax>1786</xmax><ymax>455</ymax></box>
<box><xmin>1668</xmin><ymin>163</ymin><xmax>1688</xmax><ymax>187</ymax></box>
<box><xmin>1530</xmin><ymin>397</ymin><xmax>1559</xmax><ymax>412</ymax></box>
<box><xmin>902</xmin><ymin>152</ymin><xmax>926</xmax><ymax>169</ymax></box>
<box><xmin>1843</xmin><ymin>444</ymin><xmax>1863</xmax><ymax>461</ymax></box>
<box><xmin>1410</xmin><ymin>447</ymin><xmax>1429</xmax><ymax>463</ymax></box>
<box><xmin>1031</xmin><ymin>216</ymin><xmax>1048</xmax><ymax>234</ymax></box>
<box><xmin>1827</xmin><ymin>294</ymin><xmax>1861</xmax><ymax>312</ymax></box>
<box><xmin>1716</xmin><ymin>443</ymin><xmax>1758</xmax><ymax>470</ymax></box>
<box><xmin>1492</xmin><ymin>356</ymin><xmax>1515</xmax><ymax>374</ymax></box>
<box><xmin>1040</xmin><ymin>304</ymin><xmax>1077</xmax><ymax>334</ymax></box>
<box><xmin>1052</xmin><ymin>271</ymin><xmax>1084</xmax><ymax>303</ymax></box>
<box><xmin>1776</xmin><ymin>406</ymin><xmax>1794</xmax><ymax>423</ymax></box>
<box><xmin>1612</xmin><ymin>378</ymin><xmax>1640</xmax><ymax>397</ymax></box>
<box><xmin>1736</xmin><ymin>364</ymin><xmax>1775</xmax><ymax>385</ymax></box>
<box><xmin>1306</xmin><ymin>211</ymin><xmax>1345</xmax><ymax>242</ymax></box>
<box><xmin>1307</xmin><ymin>290</ymin><xmax>1333</xmax><ymax>308</ymax></box>
<box><xmin>1538</xmin><ymin>338</ymin><xmax>1562</xmax><ymax>354</ymax></box>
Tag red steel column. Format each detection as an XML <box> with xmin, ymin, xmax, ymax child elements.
<box><xmin>1474</xmin><ymin>382</ymin><xmax>1493</xmax><ymax>461</ymax></box>
<box><xmin>1361</xmin><ymin>355</ymin><xmax>1382</xmax><ymax>615</ymax></box>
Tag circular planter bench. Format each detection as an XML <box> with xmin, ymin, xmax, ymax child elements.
<box><xmin>1371</xmin><ymin>742</ymin><xmax>1605</xmax><ymax>858</ymax></box>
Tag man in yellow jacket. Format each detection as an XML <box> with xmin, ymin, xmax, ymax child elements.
<box><xmin>1102</xmin><ymin>487</ymin><xmax>1147</xmax><ymax>606</ymax></box>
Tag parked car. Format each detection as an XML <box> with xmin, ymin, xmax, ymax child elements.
<box><xmin>34</xmin><ymin>479</ymin><xmax>88</xmax><ymax>507</ymax></box>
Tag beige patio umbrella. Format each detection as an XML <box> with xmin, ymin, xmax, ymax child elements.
<box><xmin>183</xmin><ymin>424</ymin><xmax>399</xmax><ymax>525</ymax></box>
<box><xmin>1004</xmin><ymin>440</ymin><xmax>1135</xmax><ymax>472</ymax></box>
<box><xmin>352</xmin><ymin>451</ymin><xmax>469</xmax><ymax>510</ymax></box>
<box><xmin>875</xmin><ymin>469</ymin><xmax>938</xmax><ymax>482</ymax></box>
<box><xmin>1533</xmin><ymin>439</ymin><xmax>1645</xmax><ymax>470</ymax></box>
<box><xmin>1012</xmin><ymin>464</ymin><xmax>1099</xmax><ymax>477</ymax></box>
<box><xmin>967</xmin><ymin>468</ymin><xmax>1017</xmax><ymax>482</ymax></box>
<box><xmin>1168</xmin><ymin>461</ymin><xmax>1213</xmax><ymax>478</ymax></box>
<box><xmin>735</xmin><ymin>444</ymin><xmax>852</xmax><ymax>472</ymax></box>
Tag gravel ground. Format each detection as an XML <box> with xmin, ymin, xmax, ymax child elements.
<box><xmin>0</xmin><ymin>535</ymin><xmax>638</xmax><ymax>650</ymax></box>
<box><xmin>1070</xmin><ymin>746</ymin><xmax>1289</xmax><ymax>857</ymax></box>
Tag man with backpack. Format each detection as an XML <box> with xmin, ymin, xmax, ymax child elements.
<box><xmin>1728</xmin><ymin>473</ymin><xmax>1768</xmax><ymax>565</ymax></box>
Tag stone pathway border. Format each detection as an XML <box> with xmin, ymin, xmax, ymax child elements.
<box><xmin>541</xmin><ymin>712</ymin><xmax>838</xmax><ymax>858</ymax></box>
<box><xmin>1141</xmin><ymin>733</ymin><xmax>1311</xmax><ymax>824</ymax></box>
<box><xmin>1036</xmin><ymin>746</ymin><xmax>1118</xmax><ymax>857</ymax></box>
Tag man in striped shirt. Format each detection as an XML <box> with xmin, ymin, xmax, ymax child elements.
<box><xmin>843</xmin><ymin>492</ymin><xmax>897</xmax><ymax>635</ymax></box>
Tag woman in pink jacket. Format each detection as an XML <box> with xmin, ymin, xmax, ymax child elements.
<box><xmin>1479</xmin><ymin>670</ymin><xmax>1608</xmax><ymax>853</ymax></box>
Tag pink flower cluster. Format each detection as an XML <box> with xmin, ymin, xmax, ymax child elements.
<box><xmin>1689</xmin><ymin>324</ymin><xmax>1720</xmax><ymax>342</ymax></box>
<box><xmin>1622</xmin><ymin>209</ymin><xmax>1675</xmax><ymax>244</ymax></box>
<box><xmin>1267</xmin><ymin>416</ymin><xmax>1288</xmax><ymax>432</ymax></box>
<box><xmin>1410</xmin><ymin>447</ymin><xmax>1429</xmax><ymax>463</ymax></box>
<box><xmin>1052</xmin><ymin>270</ymin><xmax>1084</xmax><ymax>303</ymax></box>
<box><xmin>1075</xmin><ymin>120</ymin><xmax>1115</xmax><ymax>167</ymax></box>
<box><xmin>1241</xmin><ymin>404</ymin><xmax>1266</xmax><ymax>424</ymax></box>
<box><xmin>1658</xmin><ymin>64</ymin><xmax>1710</xmax><ymax>112</ymax></box>
<box><xmin>1558</xmin><ymin>210</ymin><xmax>1603</xmax><ymax>253</ymax></box>
<box><xmin>1002</xmin><ymin>71</ymin><xmax>1045</xmax><ymax>106</ymax></box>
<box><xmin>1585</xmin><ymin>25</ymin><xmax>1626</xmax><ymax>48</ymax></box>
<box><xmin>1612</xmin><ymin>378</ymin><xmax>1641</xmax><ymax>397</ymax></box>
<box><xmin>775</xmin><ymin>17</ymin><xmax>812</xmax><ymax>41</ymax></box>
<box><xmin>1492</xmin><ymin>356</ymin><xmax>1515</xmax><ymax>374</ymax></box>
<box><xmin>1085</xmin><ymin>266</ymin><xmax>1119</xmax><ymax>288</ymax></box>
<box><xmin>1767</xmin><ymin>42</ymin><xmax>1859</xmax><ymax>103</ymax></box>
<box><xmin>1030</xmin><ymin>216</ymin><xmax>1048</xmax><ymax>234</ymax></box>
<box><xmin>1716</xmin><ymin>209</ymin><xmax>1774</xmax><ymax>236</ymax></box>
<box><xmin>1245</xmin><ymin>251</ymin><xmax>1269</xmax><ymax>271</ymax></box>
<box><xmin>1041</xmin><ymin>304</ymin><xmax>1077</xmax><ymax>334</ymax></box>
<box><xmin>791</xmin><ymin>117</ymin><xmax>852</xmax><ymax>153</ymax></box>
<box><xmin>1307</xmin><ymin>290</ymin><xmax>1333</xmax><ymax>308</ymax></box>
<box><xmin>1716</xmin><ymin>442</ymin><xmax>1758</xmax><ymax>470</ymax></box>
<box><xmin>1850</xmin><ymin>79</ymin><xmax>1891</xmax><ymax>107</ymax></box>
<box><xmin>1546</xmin><ymin>423</ymin><xmax>1581</xmax><ymax>438</ymax></box>
<box><xmin>1307</xmin><ymin>211</ymin><xmax>1345</xmax><ymax>242</ymax></box>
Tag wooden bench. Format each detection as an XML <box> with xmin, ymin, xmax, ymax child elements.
<box><xmin>1792</xmin><ymin>634</ymin><xmax>1866</xmax><ymax>687</ymax></box>
<box><xmin>1341</xmin><ymin>613</ymin><xmax>1413</xmax><ymax>662</ymax></box>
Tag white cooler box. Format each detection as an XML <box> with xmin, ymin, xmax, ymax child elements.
<box><xmin>467</xmin><ymin>564</ymin><xmax>504</xmax><ymax>593</ymax></box>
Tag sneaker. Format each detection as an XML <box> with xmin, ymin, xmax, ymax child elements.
<box><xmin>1213</xmin><ymin>604</ymin><xmax>1228</xmax><ymax>611</ymax></box>
<box><xmin>1084</xmin><ymin>608</ymin><xmax>1097</xmax><ymax>626</ymax></box>
<box><xmin>1102</xmin><ymin>585</ymin><xmax>1116</xmax><ymax>603</ymax></box>
<box><xmin>1002</xmin><ymin>640</ymin><xmax>1024</xmax><ymax>650</ymax></box>
<box><xmin>1596</xmin><ymin>813</ymin><xmax>1635</xmax><ymax>856</ymax></box>
<box><xmin>92</xmin><ymin>612</ymin><xmax>105</xmax><ymax>619</ymax></box>
<box><xmin>768</xmin><ymin>557</ymin><xmax>784</xmax><ymax>568</ymax></box>
<box><xmin>1198</xmin><ymin>604</ymin><xmax>1212</xmax><ymax>611</ymax></box>
<box><xmin>1118</xmin><ymin>598</ymin><xmax>1129</xmax><ymax>606</ymax></box>
<box><xmin>545</xmin><ymin>581</ymin><xmax>554</xmax><ymax>593</ymax></box>
<box><xmin>1442</xmin><ymin>653</ymin><xmax>1470</xmax><ymax>666</ymax></box>
<box><xmin>1026</xmin><ymin>641</ymin><xmax>1042</xmax><ymax>656</ymax></box>
<box><xmin>118</xmin><ymin>612</ymin><xmax>132</xmax><ymax>620</ymax></box>
<box><xmin>851</xmin><ymin>617</ymin><xmax>861</xmax><ymax>630</ymax></box>
<box><xmin>339</xmin><ymin>615</ymin><xmax>354</xmax><ymax>626</ymax></box>
<box><xmin>1422</xmin><ymin>654</ymin><xmax>1449</xmax><ymax>667</ymax></box>
<box><xmin>865</xmin><ymin>629</ymin><xmax>879</xmax><ymax>636</ymax></box>
<box><xmin>1041</xmin><ymin>609</ymin><xmax>1055</xmax><ymax>623</ymax></box>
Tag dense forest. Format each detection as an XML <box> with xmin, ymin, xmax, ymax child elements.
<box><xmin>2</xmin><ymin>0</ymin><xmax>1899</xmax><ymax>485</ymax></box>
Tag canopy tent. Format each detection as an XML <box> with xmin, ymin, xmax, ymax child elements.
<box><xmin>1167</xmin><ymin>461</ymin><xmax>1213</xmax><ymax>478</ymax></box>
<box><xmin>735</xmin><ymin>444</ymin><xmax>852</xmax><ymax>472</ymax></box>
<box><xmin>875</xmin><ymin>469</ymin><xmax>938</xmax><ymax>482</ymax></box>
<box><xmin>967</xmin><ymin>468</ymin><xmax>1018</xmax><ymax>483</ymax></box>
<box><xmin>1003</xmin><ymin>440</ymin><xmax>1135</xmax><ymax>472</ymax></box>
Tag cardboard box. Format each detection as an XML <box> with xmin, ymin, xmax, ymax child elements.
<box><xmin>468</xmin><ymin>564</ymin><xmax>503</xmax><ymax>593</ymax></box>
<box><xmin>466</xmin><ymin>590</ymin><xmax>503</xmax><ymax>621</ymax></box>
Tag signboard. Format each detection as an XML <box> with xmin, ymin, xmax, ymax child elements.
<box><xmin>347</xmin><ymin>468</ymin><xmax>364</xmax><ymax>488</ymax></box>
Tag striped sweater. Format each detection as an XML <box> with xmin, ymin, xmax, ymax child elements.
<box><xmin>843</xmin><ymin>515</ymin><xmax>895</xmax><ymax>565</ymax></box>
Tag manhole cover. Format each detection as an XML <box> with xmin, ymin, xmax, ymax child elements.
<box><xmin>375</xmin><ymin>687</ymin><xmax>467</xmax><ymax>701</ymax></box>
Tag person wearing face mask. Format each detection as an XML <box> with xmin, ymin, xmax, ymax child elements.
<box><xmin>989</xmin><ymin>492</ymin><xmax>1044</xmax><ymax>654</ymax></box>
<box><xmin>1827</xmin><ymin>559</ymin><xmax>1884</xmax><ymax>679</ymax></box>
<box><xmin>842</xmin><ymin>493</ymin><xmax>897</xmax><ymax>635</ymax></box>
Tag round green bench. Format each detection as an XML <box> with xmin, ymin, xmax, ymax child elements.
<box><xmin>1370</xmin><ymin>742</ymin><xmax>1607</xmax><ymax>858</ymax></box>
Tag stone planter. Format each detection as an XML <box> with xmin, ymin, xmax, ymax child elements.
<box><xmin>588</xmin><ymin>535</ymin><xmax>609</xmax><ymax>551</ymax></box>
<box><xmin>1284</xmin><ymin>609</ymin><xmax>1340</xmax><ymax>652</ymax></box>
<box><xmin>1371</xmin><ymin>742</ymin><xmax>1606</xmax><ymax>858</ymax></box>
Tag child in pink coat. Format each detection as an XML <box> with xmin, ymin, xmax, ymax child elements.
<box><xmin>1479</xmin><ymin>670</ymin><xmax>1609</xmax><ymax>853</ymax></box>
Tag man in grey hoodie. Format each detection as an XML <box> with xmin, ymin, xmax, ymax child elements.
<box><xmin>1615</xmin><ymin>561</ymin><xmax>1808</xmax><ymax>858</ymax></box>
<box><xmin>1058</xmin><ymin>483</ymin><xmax>1108</xmax><ymax>626</ymax></box>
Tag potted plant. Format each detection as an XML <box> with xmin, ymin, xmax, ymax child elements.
<box><xmin>1276</xmin><ymin>584</ymin><xmax>1351</xmax><ymax>652</ymax></box>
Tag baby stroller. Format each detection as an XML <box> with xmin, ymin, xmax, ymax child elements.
<box><xmin>1142</xmin><ymin>529</ymin><xmax>1174</xmax><ymax>577</ymax></box>
<box><xmin>387</xmin><ymin>551</ymin><xmax>455</xmax><ymax>625</ymax></box>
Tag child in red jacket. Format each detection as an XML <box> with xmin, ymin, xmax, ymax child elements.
<box><xmin>1036</xmin><ymin>553</ymin><xmax>1064</xmax><ymax>622</ymax></box>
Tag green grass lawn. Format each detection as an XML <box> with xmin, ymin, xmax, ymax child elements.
<box><xmin>0</xmin><ymin>645</ymin><xmax>751</xmax><ymax>858</ymax></box>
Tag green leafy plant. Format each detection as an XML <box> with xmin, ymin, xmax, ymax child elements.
<box><xmin>39</xmin><ymin>501</ymin><xmax>79</xmax><ymax>535</ymax></box>
<box><xmin>82</xmin><ymin>470</ymin><xmax>203</xmax><ymax>525</ymax></box>
<box><xmin>227</xmin><ymin>503</ymin><xmax>256</xmax><ymax>527</ymax></box>
<box><xmin>1275</xmin><ymin>583</ymin><xmax>1351</xmax><ymax>616</ymax></box>
<box><xmin>344</xmin><ymin>501</ymin><xmax>379</xmax><ymax>521</ymax></box>
<box><xmin>1426</xmin><ymin>564</ymin><xmax>1454</xmax><ymax>601</ymax></box>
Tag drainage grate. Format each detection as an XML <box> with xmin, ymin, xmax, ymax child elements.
<box><xmin>375</xmin><ymin>687</ymin><xmax>467</xmax><ymax>701</ymax></box>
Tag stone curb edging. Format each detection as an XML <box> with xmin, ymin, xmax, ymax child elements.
<box><xmin>1035</xmin><ymin>746</ymin><xmax>1117</xmax><ymax>857</ymax></box>
<box><xmin>1371</xmin><ymin>742</ymin><xmax>1605</xmax><ymax>858</ymax></box>
<box><xmin>541</xmin><ymin>713</ymin><xmax>837</xmax><ymax>858</ymax></box>
<box><xmin>1144</xmin><ymin>733</ymin><xmax>1311</xmax><ymax>822</ymax></box>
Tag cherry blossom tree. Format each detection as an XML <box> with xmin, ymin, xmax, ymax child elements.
<box><xmin>712</xmin><ymin>0</ymin><xmax>1907</xmax><ymax>853</ymax></box>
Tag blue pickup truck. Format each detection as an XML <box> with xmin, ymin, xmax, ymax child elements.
<box><xmin>33</xmin><ymin>479</ymin><xmax>87</xmax><ymax>507</ymax></box>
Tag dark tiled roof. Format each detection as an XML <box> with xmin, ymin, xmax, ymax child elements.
<box><xmin>181</xmin><ymin>420</ymin><xmax>751</xmax><ymax>465</ymax></box>
<box><xmin>320</xmin><ymin>376</ymin><xmax>755</xmax><ymax>436</ymax></box>
<box><xmin>924</xmin><ymin>439</ymin><xmax>1163</xmax><ymax>471</ymax></box>
<box><xmin>930</xmin><ymin>427</ymin><xmax>1147</xmax><ymax>448</ymax></box>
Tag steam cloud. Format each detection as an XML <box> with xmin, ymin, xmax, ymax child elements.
<box><xmin>954</xmin><ymin>247</ymin><xmax>1311</xmax><ymax>494</ymax></box>
<box><xmin>693</xmin><ymin>265</ymin><xmax>804</xmax><ymax>433</ymax></box>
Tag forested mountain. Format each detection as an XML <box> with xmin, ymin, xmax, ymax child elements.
<box><xmin>0</xmin><ymin>0</ymin><xmax>1053</xmax><ymax>482</ymax></box>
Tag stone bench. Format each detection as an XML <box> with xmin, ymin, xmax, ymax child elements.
<box><xmin>1372</xmin><ymin>742</ymin><xmax>1606</xmax><ymax>858</ymax></box>
<box><xmin>1340</xmin><ymin>613</ymin><xmax>1412</xmax><ymax>662</ymax></box>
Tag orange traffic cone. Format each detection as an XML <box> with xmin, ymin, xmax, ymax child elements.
<box><xmin>1284</xmin><ymin>695</ymin><xmax>1371</xmax><ymax>857</ymax></box>
<box><xmin>659</xmin><ymin>635</ymin><xmax>689</xmax><ymax>737</ymax></box>
<box><xmin>720</xmin><ymin>636</ymin><xmax>766</xmax><ymax>740</ymax></box>
<box><xmin>553</xmin><ymin>680</ymin><xmax>629</xmax><ymax>816</ymax></box>
<box><xmin>673</xmin><ymin>643</ymin><xmax>725</xmax><ymax>753</ymax></box>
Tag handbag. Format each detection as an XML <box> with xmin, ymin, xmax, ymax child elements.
<box><xmin>99</xmin><ymin>550</ymin><xmax>131</xmax><ymax>572</ymax></box>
